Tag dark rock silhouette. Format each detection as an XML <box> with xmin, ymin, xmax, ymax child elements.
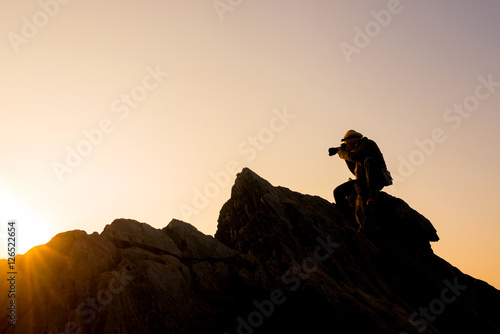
<box><xmin>1</xmin><ymin>168</ymin><xmax>499</xmax><ymax>333</ymax></box>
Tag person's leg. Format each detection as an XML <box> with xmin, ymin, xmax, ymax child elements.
<box><xmin>334</xmin><ymin>179</ymin><xmax>358</xmax><ymax>215</ymax></box>
<box><xmin>364</xmin><ymin>157</ymin><xmax>383</xmax><ymax>204</ymax></box>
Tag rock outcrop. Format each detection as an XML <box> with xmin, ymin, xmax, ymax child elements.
<box><xmin>1</xmin><ymin>168</ymin><xmax>500</xmax><ymax>333</ymax></box>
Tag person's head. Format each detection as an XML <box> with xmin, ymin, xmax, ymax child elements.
<box><xmin>341</xmin><ymin>130</ymin><xmax>363</xmax><ymax>151</ymax></box>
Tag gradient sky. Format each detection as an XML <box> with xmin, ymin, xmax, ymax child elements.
<box><xmin>1</xmin><ymin>0</ymin><xmax>499</xmax><ymax>289</ymax></box>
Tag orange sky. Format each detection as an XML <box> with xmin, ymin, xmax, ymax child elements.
<box><xmin>1</xmin><ymin>0</ymin><xmax>499</xmax><ymax>289</ymax></box>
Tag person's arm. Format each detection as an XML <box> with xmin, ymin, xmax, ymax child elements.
<box><xmin>345</xmin><ymin>160</ymin><xmax>356</xmax><ymax>176</ymax></box>
<box><xmin>338</xmin><ymin>140</ymin><xmax>370</xmax><ymax>162</ymax></box>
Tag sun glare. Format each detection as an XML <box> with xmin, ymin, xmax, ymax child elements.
<box><xmin>0</xmin><ymin>185</ymin><xmax>52</xmax><ymax>258</ymax></box>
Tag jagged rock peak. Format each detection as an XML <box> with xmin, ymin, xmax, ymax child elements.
<box><xmin>216</xmin><ymin>167</ymin><xmax>439</xmax><ymax>253</ymax></box>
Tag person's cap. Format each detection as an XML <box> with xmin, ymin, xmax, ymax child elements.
<box><xmin>341</xmin><ymin>130</ymin><xmax>363</xmax><ymax>143</ymax></box>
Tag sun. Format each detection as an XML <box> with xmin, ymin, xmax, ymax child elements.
<box><xmin>0</xmin><ymin>185</ymin><xmax>52</xmax><ymax>258</ymax></box>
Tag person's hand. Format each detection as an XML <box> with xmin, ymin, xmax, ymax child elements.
<box><xmin>337</xmin><ymin>148</ymin><xmax>348</xmax><ymax>159</ymax></box>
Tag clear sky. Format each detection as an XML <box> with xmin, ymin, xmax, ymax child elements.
<box><xmin>1</xmin><ymin>0</ymin><xmax>499</xmax><ymax>289</ymax></box>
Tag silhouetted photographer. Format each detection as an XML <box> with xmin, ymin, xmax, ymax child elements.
<box><xmin>329</xmin><ymin>130</ymin><xmax>392</xmax><ymax>216</ymax></box>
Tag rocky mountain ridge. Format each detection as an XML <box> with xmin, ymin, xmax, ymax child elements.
<box><xmin>1</xmin><ymin>168</ymin><xmax>499</xmax><ymax>333</ymax></box>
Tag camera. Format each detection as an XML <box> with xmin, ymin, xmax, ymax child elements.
<box><xmin>328</xmin><ymin>143</ymin><xmax>347</xmax><ymax>156</ymax></box>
